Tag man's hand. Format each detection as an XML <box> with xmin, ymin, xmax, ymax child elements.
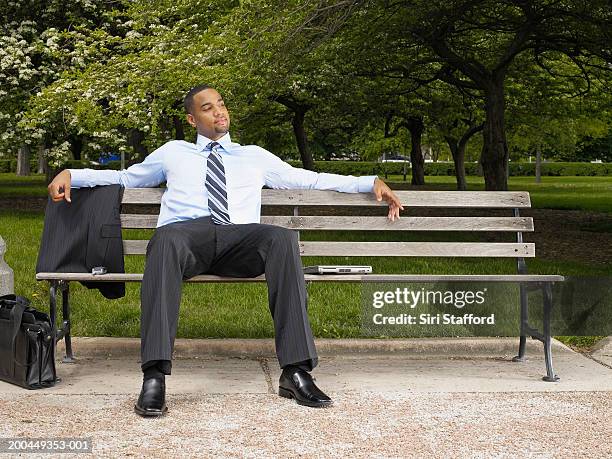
<box><xmin>48</xmin><ymin>169</ymin><xmax>72</xmax><ymax>203</ymax></box>
<box><xmin>373</xmin><ymin>177</ymin><xmax>404</xmax><ymax>221</ymax></box>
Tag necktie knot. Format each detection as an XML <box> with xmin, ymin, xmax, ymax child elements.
<box><xmin>206</xmin><ymin>141</ymin><xmax>220</xmax><ymax>151</ymax></box>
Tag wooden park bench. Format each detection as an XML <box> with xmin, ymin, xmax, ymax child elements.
<box><xmin>36</xmin><ymin>189</ymin><xmax>564</xmax><ymax>382</ymax></box>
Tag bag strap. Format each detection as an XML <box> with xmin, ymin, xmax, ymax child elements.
<box><xmin>6</xmin><ymin>297</ymin><xmax>38</xmax><ymax>369</ymax></box>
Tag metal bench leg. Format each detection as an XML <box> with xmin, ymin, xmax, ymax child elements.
<box><xmin>49</xmin><ymin>280</ymin><xmax>58</xmax><ymax>341</ymax></box>
<box><xmin>50</xmin><ymin>280</ymin><xmax>76</xmax><ymax>363</ymax></box>
<box><xmin>542</xmin><ymin>282</ymin><xmax>559</xmax><ymax>382</ymax></box>
<box><xmin>60</xmin><ymin>282</ymin><xmax>75</xmax><ymax>363</ymax></box>
<box><xmin>512</xmin><ymin>282</ymin><xmax>528</xmax><ymax>362</ymax></box>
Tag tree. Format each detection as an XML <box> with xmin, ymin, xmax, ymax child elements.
<box><xmin>572</xmin><ymin>130</ymin><xmax>612</xmax><ymax>163</ymax></box>
<box><xmin>410</xmin><ymin>0</ymin><xmax>611</xmax><ymax>189</ymax></box>
<box><xmin>13</xmin><ymin>0</ymin><xmax>611</xmax><ymax>183</ymax></box>
<box><xmin>505</xmin><ymin>53</ymin><xmax>611</xmax><ymax>179</ymax></box>
<box><xmin>22</xmin><ymin>0</ymin><xmax>240</xmax><ymax>170</ymax></box>
<box><xmin>220</xmin><ymin>0</ymin><xmax>370</xmax><ymax>169</ymax></box>
<box><xmin>279</xmin><ymin>0</ymin><xmax>612</xmax><ymax>190</ymax></box>
<box><xmin>0</xmin><ymin>0</ymin><xmax>127</xmax><ymax>174</ymax></box>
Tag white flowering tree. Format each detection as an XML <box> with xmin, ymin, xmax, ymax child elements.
<box><xmin>0</xmin><ymin>0</ymin><xmax>130</xmax><ymax>174</ymax></box>
<box><xmin>21</xmin><ymin>0</ymin><xmax>245</xmax><ymax>176</ymax></box>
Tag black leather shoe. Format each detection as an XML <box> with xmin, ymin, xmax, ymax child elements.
<box><xmin>278</xmin><ymin>367</ymin><xmax>332</xmax><ymax>408</ymax></box>
<box><xmin>134</xmin><ymin>377</ymin><xmax>168</xmax><ymax>417</ymax></box>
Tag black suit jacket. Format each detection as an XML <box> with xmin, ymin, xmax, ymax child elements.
<box><xmin>36</xmin><ymin>185</ymin><xmax>125</xmax><ymax>299</ymax></box>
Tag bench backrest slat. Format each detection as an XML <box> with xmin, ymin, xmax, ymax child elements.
<box><xmin>121</xmin><ymin>214</ymin><xmax>534</xmax><ymax>232</ymax></box>
<box><xmin>123</xmin><ymin>240</ymin><xmax>535</xmax><ymax>257</ymax></box>
<box><xmin>120</xmin><ymin>188</ymin><xmax>534</xmax><ymax>259</ymax></box>
<box><xmin>122</xmin><ymin>188</ymin><xmax>531</xmax><ymax>208</ymax></box>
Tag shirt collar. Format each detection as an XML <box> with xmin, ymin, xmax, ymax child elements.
<box><xmin>196</xmin><ymin>132</ymin><xmax>232</xmax><ymax>152</ymax></box>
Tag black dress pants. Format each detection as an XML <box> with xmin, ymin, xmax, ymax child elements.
<box><xmin>139</xmin><ymin>216</ymin><xmax>318</xmax><ymax>374</ymax></box>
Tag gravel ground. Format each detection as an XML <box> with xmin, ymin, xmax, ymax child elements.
<box><xmin>1</xmin><ymin>391</ymin><xmax>610</xmax><ymax>458</ymax></box>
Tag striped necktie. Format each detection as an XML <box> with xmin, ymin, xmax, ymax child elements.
<box><xmin>205</xmin><ymin>141</ymin><xmax>232</xmax><ymax>225</ymax></box>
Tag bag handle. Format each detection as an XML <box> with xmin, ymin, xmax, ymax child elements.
<box><xmin>7</xmin><ymin>296</ymin><xmax>27</xmax><ymax>341</ymax></box>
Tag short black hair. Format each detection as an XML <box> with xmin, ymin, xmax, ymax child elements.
<box><xmin>184</xmin><ymin>84</ymin><xmax>212</xmax><ymax>114</ymax></box>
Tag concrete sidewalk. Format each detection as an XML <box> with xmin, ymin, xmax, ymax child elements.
<box><xmin>1</xmin><ymin>337</ymin><xmax>610</xmax><ymax>457</ymax></box>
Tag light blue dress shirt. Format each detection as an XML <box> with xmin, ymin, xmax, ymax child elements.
<box><xmin>69</xmin><ymin>133</ymin><xmax>377</xmax><ymax>227</ymax></box>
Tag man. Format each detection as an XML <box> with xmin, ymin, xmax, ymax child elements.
<box><xmin>48</xmin><ymin>84</ymin><xmax>403</xmax><ymax>416</ymax></box>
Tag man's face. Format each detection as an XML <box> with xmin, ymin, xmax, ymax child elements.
<box><xmin>186</xmin><ymin>88</ymin><xmax>230</xmax><ymax>140</ymax></box>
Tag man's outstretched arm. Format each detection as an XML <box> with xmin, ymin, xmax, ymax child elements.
<box><xmin>261</xmin><ymin>149</ymin><xmax>404</xmax><ymax>221</ymax></box>
<box><xmin>47</xmin><ymin>146</ymin><xmax>168</xmax><ymax>202</ymax></box>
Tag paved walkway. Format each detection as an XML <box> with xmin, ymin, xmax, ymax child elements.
<box><xmin>1</xmin><ymin>338</ymin><xmax>610</xmax><ymax>457</ymax></box>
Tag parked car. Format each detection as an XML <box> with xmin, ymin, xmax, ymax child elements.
<box><xmin>98</xmin><ymin>153</ymin><xmax>121</xmax><ymax>165</ymax></box>
<box><xmin>380</xmin><ymin>154</ymin><xmax>409</xmax><ymax>162</ymax></box>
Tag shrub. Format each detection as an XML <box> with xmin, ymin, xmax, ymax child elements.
<box><xmin>284</xmin><ymin>161</ymin><xmax>611</xmax><ymax>177</ymax></box>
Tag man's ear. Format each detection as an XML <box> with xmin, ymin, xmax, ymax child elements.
<box><xmin>186</xmin><ymin>113</ymin><xmax>196</xmax><ymax>127</ymax></box>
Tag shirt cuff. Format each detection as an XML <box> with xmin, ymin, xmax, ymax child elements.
<box><xmin>357</xmin><ymin>175</ymin><xmax>377</xmax><ymax>193</ymax></box>
<box><xmin>67</xmin><ymin>169</ymin><xmax>88</xmax><ymax>188</ymax></box>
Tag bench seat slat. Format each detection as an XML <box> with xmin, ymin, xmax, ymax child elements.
<box><xmin>120</xmin><ymin>215</ymin><xmax>534</xmax><ymax>232</ymax></box>
<box><xmin>36</xmin><ymin>273</ymin><xmax>564</xmax><ymax>282</ymax></box>
<box><xmin>122</xmin><ymin>240</ymin><xmax>535</xmax><ymax>257</ymax></box>
<box><xmin>122</xmin><ymin>189</ymin><xmax>531</xmax><ymax>208</ymax></box>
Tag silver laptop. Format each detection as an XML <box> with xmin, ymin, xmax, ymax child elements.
<box><xmin>303</xmin><ymin>265</ymin><xmax>372</xmax><ymax>274</ymax></box>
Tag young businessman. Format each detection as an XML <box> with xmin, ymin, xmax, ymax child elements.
<box><xmin>48</xmin><ymin>84</ymin><xmax>403</xmax><ymax>416</ymax></box>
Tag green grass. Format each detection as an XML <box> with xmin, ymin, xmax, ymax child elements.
<box><xmin>556</xmin><ymin>336</ymin><xmax>606</xmax><ymax>351</ymax></box>
<box><xmin>0</xmin><ymin>173</ymin><xmax>49</xmax><ymax>198</ymax></box>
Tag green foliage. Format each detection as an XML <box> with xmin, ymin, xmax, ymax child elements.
<box><xmin>508</xmin><ymin>162</ymin><xmax>612</xmax><ymax>177</ymax></box>
<box><xmin>0</xmin><ymin>0</ymin><xmax>129</xmax><ymax>157</ymax></box>
<box><xmin>569</xmin><ymin>130</ymin><xmax>612</xmax><ymax>163</ymax></box>
<box><xmin>2</xmin><ymin>156</ymin><xmax>608</xmax><ymax>176</ymax></box>
<box><xmin>0</xmin><ymin>0</ymin><xmax>609</xmax><ymax>179</ymax></box>
<box><xmin>0</xmin><ymin>159</ymin><xmax>39</xmax><ymax>173</ymax></box>
<box><xmin>0</xmin><ymin>158</ymin><xmax>126</xmax><ymax>172</ymax></box>
<box><xmin>506</xmin><ymin>53</ymin><xmax>611</xmax><ymax>162</ymax></box>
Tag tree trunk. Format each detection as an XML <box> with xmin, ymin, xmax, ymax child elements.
<box><xmin>292</xmin><ymin>109</ymin><xmax>314</xmax><ymax>171</ymax></box>
<box><xmin>69</xmin><ymin>135</ymin><xmax>83</xmax><ymax>161</ymax></box>
<box><xmin>173</xmin><ymin>115</ymin><xmax>185</xmax><ymax>140</ymax></box>
<box><xmin>430</xmin><ymin>146</ymin><xmax>439</xmax><ymax>162</ymax></box>
<box><xmin>406</xmin><ymin>116</ymin><xmax>425</xmax><ymax>185</ymax></box>
<box><xmin>275</xmin><ymin>95</ymin><xmax>314</xmax><ymax>171</ymax></box>
<box><xmin>535</xmin><ymin>143</ymin><xmax>542</xmax><ymax>183</ymax></box>
<box><xmin>446</xmin><ymin>139</ymin><xmax>467</xmax><ymax>191</ymax></box>
<box><xmin>129</xmin><ymin>129</ymin><xmax>148</xmax><ymax>161</ymax></box>
<box><xmin>37</xmin><ymin>145</ymin><xmax>48</xmax><ymax>175</ymax></box>
<box><xmin>481</xmin><ymin>80</ymin><xmax>509</xmax><ymax>191</ymax></box>
<box><xmin>446</xmin><ymin>123</ymin><xmax>484</xmax><ymax>191</ymax></box>
<box><xmin>16</xmin><ymin>144</ymin><xmax>31</xmax><ymax>176</ymax></box>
